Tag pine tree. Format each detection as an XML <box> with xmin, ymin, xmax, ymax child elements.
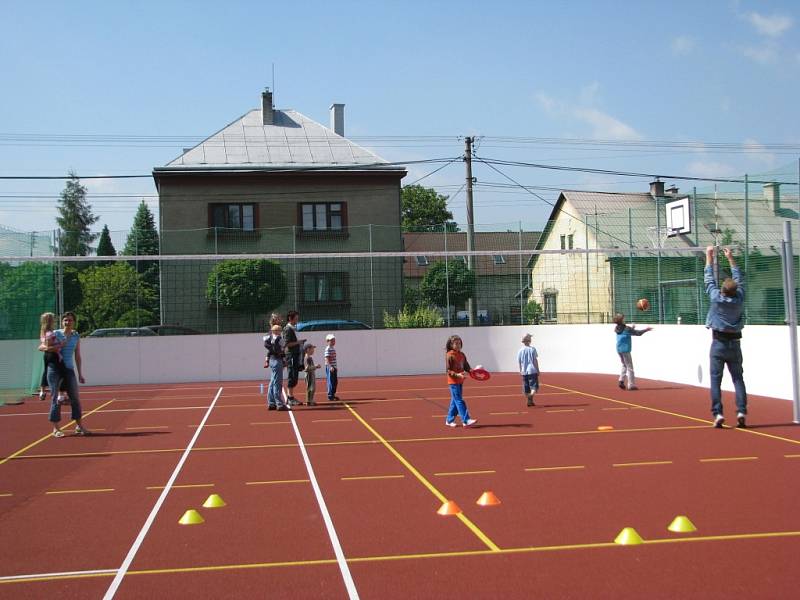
<box><xmin>56</xmin><ymin>172</ymin><xmax>98</xmax><ymax>256</ymax></box>
<box><xmin>123</xmin><ymin>201</ymin><xmax>159</xmax><ymax>256</ymax></box>
<box><xmin>96</xmin><ymin>225</ymin><xmax>117</xmax><ymax>256</ymax></box>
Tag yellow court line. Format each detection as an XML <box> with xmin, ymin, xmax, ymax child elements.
<box><xmin>250</xmin><ymin>422</ymin><xmax>290</xmax><ymax>426</ymax></box>
<box><xmin>245</xmin><ymin>479</ymin><xmax>309</xmax><ymax>485</ymax></box>
<box><xmin>434</xmin><ymin>470</ymin><xmax>496</xmax><ymax>477</ymax></box>
<box><xmin>612</xmin><ymin>460</ymin><xmax>673</xmax><ymax>468</ymax></box>
<box><xmin>525</xmin><ymin>465</ymin><xmax>585</xmax><ymax>472</ymax></box>
<box><xmin>8</xmin><ymin>528</ymin><xmax>800</xmax><ymax>585</ymax></box>
<box><xmin>341</xmin><ymin>475</ymin><xmax>405</xmax><ymax>481</ymax></box>
<box><xmin>544</xmin><ymin>383</ymin><xmax>800</xmax><ymax>448</ymax></box>
<box><xmin>189</xmin><ymin>423</ymin><xmax>230</xmax><ymax>428</ymax></box>
<box><xmin>489</xmin><ymin>411</ymin><xmax>522</xmax><ymax>416</ymax></box>
<box><xmin>785</xmin><ymin>454</ymin><xmax>800</xmax><ymax>458</ymax></box>
<box><xmin>602</xmin><ymin>407</ymin><xmax>630</xmax><ymax>411</ymax></box>
<box><xmin>146</xmin><ymin>483</ymin><xmax>214</xmax><ymax>490</ymax></box>
<box><xmin>0</xmin><ymin>399</ymin><xmax>114</xmax><ymax>466</ymax></box>
<box><xmin>125</xmin><ymin>426</ymin><xmax>169</xmax><ymax>430</ymax></box>
<box><xmin>699</xmin><ymin>456</ymin><xmax>759</xmax><ymax>463</ymax></box>
<box><xmin>372</xmin><ymin>416</ymin><xmax>413</xmax><ymax>421</ymax></box>
<box><xmin>311</xmin><ymin>419</ymin><xmax>353</xmax><ymax>423</ymax></box>
<box><xmin>0</xmin><ymin>493</ymin><xmax>12</xmax><ymax>497</ymax></box>
<box><xmin>344</xmin><ymin>402</ymin><xmax>501</xmax><ymax>552</ymax></box>
<box><xmin>46</xmin><ymin>488</ymin><xmax>114</xmax><ymax>495</ymax></box>
<box><xmin>546</xmin><ymin>409</ymin><xmax>583</xmax><ymax>413</ymax></box>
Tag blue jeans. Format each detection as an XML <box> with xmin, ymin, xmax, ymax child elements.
<box><xmin>522</xmin><ymin>373</ymin><xmax>539</xmax><ymax>395</ymax></box>
<box><xmin>47</xmin><ymin>365</ymin><xmax>81</xmax><ymax>423</ymax></box>
<box><xmin>710</xmin><ymin>338</ymin><xmax>747</xmax><ymax>416</ymax></box>
<box><xmin>326</xmin><ymin>366</ymin><xmax>338</xmax><ymax>400</ymax></box>
<box><xmin>268</xmin><ymin>358</ymin><xmax>284</xmax><ymax>408</ymax></box>
<box><xmin>446</xmin><ymin>383</ymin><xmax>471</xmax><ymax>424</ymax></box>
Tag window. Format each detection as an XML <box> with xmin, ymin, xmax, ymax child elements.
<box><xmin>560</xmin><ymin>235</ymin><xmax>566</xmax><ymax>250</ymax></box>
<box><xmin>415</xmin><ymin>256</ymin><xmax>429</xmax><ymax>266</ymax></box>
<box><xmin>209</xmin><ymin>203</ymin><xmax>256</xmax><ymax>231</ymax></box>
<box><xmin>561</xmin><ymin>234</ymin><xmax>574</xmax><ymax>249</ymax></box>
<box><xmin>568</xmin><ymin>234</ymin><xmax>574</xmax><ymax>249</ymax></box>
<box><xmin>302</xmin><ymin>272</ymin><xmax>349</xmax><ymax>304</ymax></box>
<box><xmin>300</xmin><ymin>202</ymin><xmax>346</xmax><ymax>232</ymax></box>
<box><xmin>543</xmin><ymin>290</ymin><xmax>558</xmax><ymax>320</ymax></box>
<box><xmin>493</xmin><ymin>255</ymin><xmax>506</xmax><ymax>265</ymax></box>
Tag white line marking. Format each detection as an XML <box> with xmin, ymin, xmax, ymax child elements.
<box><xmin>287</xmin><ymin>410</ymin><xmax>359</xmax><ymax>599</ymax></box>
<box><xmin>102</xmin><ymin>387</ymin><xmax>223</xmax><ymax>600</ymax></box>
<box><xmin>0</xmin><ymin>568</ymin><xmax>117</xmax><ymax>582</ymax></box>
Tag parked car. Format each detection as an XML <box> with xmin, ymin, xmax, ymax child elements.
<box><xmin>86</xmin><ymin>327</ymin><xmax>157</xmax><ymax>338</ymax></box>
<box><xmin>296</xmin><ymin>319</ymin><xmax>372</xmax><ymax>332</ymax></box>
<box><xmin>143</xmin><ymin>325</ymin><xmax>202</xmax><ymax>336</ymax></box>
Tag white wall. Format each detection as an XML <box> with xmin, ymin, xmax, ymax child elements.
<box><xmin>3</xmin><ymin>325</ymin><xmax>796</xmax><ymax>400</ymax></box>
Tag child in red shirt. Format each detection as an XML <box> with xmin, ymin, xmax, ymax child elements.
<box><xmin>444</xmin><ymin>335</ymin><xmax>477</xmax><ymax>428</ymax></box>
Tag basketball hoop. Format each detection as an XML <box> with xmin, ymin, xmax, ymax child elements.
<box><xmin>645</xmin><ymin>226</ymin><xmax>671</xmax><ymax>248</ymax></box>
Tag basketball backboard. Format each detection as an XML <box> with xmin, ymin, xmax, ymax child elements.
<box><xmin>665</xmin><ymin>196</ymin><xmax>691</xmax><ymax>237</ymax></box>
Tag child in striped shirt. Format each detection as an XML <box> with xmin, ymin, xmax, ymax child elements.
<box><xmin>324</xmin><ymin>334</ymin><xmax>340</xmax><ymax>401</ymax></box>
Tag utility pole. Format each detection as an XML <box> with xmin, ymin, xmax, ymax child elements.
<box><xmin>464</xmin><ymin>137</ymin><xmax>477</xmax><ymax>326</ymax></box>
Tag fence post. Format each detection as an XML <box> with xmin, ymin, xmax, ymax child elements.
<box><xmin>518</xmin><ymin>224</ymin><xmax>524</xmax><ymax>325</ymax></box>
<box><xmin>744</xmin><ymin>174</ymin><xmax>749</xmax><ymax>324</ymax></box>
<box><xmin>585</xmin><ymin>215</ymin><xmax>590</xmax><ymax>324</ymax></box>
<box><xmin>628</xmin><ymin>208</ymin><xmax>633</xmax><ymax>317</ymax></box>
<box><xmin>780</xmin><ymin>222</ymin><xmax>799</xmax><ymax>422</ymax></box>
<box><xmin>444</xmin><ymin>226</ymin><xmax>451</xmax><ymax>327</ymax></box>
<box><xmin>369</xmin><ymin>224</ymin><xmax>375</xmax><ymax>328</ymax></box>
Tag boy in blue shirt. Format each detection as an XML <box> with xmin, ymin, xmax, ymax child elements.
<box><xmin>516</xmin><ymin>333</ymin><xmax>540</xmax><ymax>407</ymax></box>
<box><xmin>613</xmin><ymin>314</ymin><xmax>652</xmax><ymax>390</ymax></box>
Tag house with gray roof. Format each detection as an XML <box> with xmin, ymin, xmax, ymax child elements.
<box><xmin>529</xmin><ymin>181</ymin><xmax>795</xmax><ymax>325</ymax></box>
<box><xmin>153</xmin><ymin>90</ymin><xmax>406</xmax><ymax>332</ymax></box>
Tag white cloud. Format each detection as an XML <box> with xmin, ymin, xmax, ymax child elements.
<box><xmin>746</xmin><ymin>12</ymin><xmax>793</xmax><ymax>37</ymax></box>
<box><xmin>742</xmin><ymin>43</ymin><xmax>778</xmax><ymax>64</ymax></box>
<box><xmin>535</xmin><ymin>87</ymin><xmax>642</xmax><ymax>141</ymax></box>
<box><xmin>686</xmin><ymin>160</ymin><xmax>738</xmax><ymax>179</ymax></box>
<box><xmin>671</xmin><ymin>36</ymin><xmax>695</xmax><ymax>56</ymax></box>
<box><xmin>572</xmin><ymin>107</ymin><xmax>642</xmax><ymax>141</ymax></box>
<box><xmin>742</xmin><ymin>138</ymin><xmax>777</xmax><ymax>167</ymax></box>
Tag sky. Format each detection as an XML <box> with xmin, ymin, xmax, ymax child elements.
<box><xmin>1</xmin><ymin>0</ymin><xmax>799</xmax><ymax>244</ymax></box>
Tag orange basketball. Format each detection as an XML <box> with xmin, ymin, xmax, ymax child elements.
<box><xmin>636</xmin><ymin>298</ymin><xmax>650</xmax><ymax>311</ymax></box>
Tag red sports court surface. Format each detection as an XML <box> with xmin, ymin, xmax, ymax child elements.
<box><xmin>1</xmin><ymin>373</ymin><xmax>799</xmax><ymax>599</ymax></box>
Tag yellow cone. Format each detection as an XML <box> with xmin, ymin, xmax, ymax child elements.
<box><xmin>614</xmin><ymin>527</ymin><xmax>644</xmax><ymax>545</ymax></box>
<box><xmin>202</xmin><ymin>493</ymin><xmax>227</xmax><ymax>508</ymax></box>
<box><xmin>178</xmin><ymin>509</ymin><xmax>205</xmax><ymax>525</ymax></box>
<box><xmin>668</xmin><ymin>515</ymin><xmax>697</xmax><ymax>533</ymax></box>
<box><xmin>476</xmin><ymin>491</ymin><xmax>501</xmax><ymax>506</ymax></box>
<box><xmin>437</xmin><ymin>500</ymin><xmax>462</xmax><ymax>515</ymax></box>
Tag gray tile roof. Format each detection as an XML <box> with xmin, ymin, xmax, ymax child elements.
<box><xmin>158</xmin><ymin>109</ymin><xmax>402</xmax><ymax>172</ymax></box>
<box><xmin>555</xmin><ymin>190</ymin><xmax>793</xmax><ymax>250</ymax></box>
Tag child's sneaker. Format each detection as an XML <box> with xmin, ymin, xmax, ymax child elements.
<box><xmin>52</xmin><ymin>429</ymin><xmax>64</xmax><ymax>438</ymax></box>
<box><xmin>713</xmin><ymin>414</ymin><xmax>725</xmax><ymax>428</ymax></box>
<box><xmin>527</xmin><ymin>396</ymin><xmax>535</xmax><ymax>407</ymax></box>
<box><xmin>736</xmin><ymin>413</ymin><xmax>747</xmax><ymax>428</ymax></box>
<box><xmin>618</xmin><ymin>380</ymin><xmax>625</xmax><ymax>389</ymax></box>
<box><xmin>74</xmin><ymin>426</ymin><xmax>91</xmax><ymax>436</ymax></box>
<box><xmin>38</xmin><ymin>390</ymin><xmax>46</xmax><ymax>401</ymax></box>
<box><xmin>57</xmin><ymin>394</ymin><xmax>68</xmax><ymax>405</ymax></box>
<box><xmin>463</xmin><ymin>418</ymin><xmax>477</xmax><ymax>428</ymax></box>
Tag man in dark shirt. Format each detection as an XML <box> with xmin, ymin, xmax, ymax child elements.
<box><xmin>283</xmin><ymin>310</ymin><xmax>304</xmax><ymax>406</ymax></box>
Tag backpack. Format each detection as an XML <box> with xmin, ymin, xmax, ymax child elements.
<box><xmin>264</xmin><ymin>335</ymin><xmax>284</xmax><ymax>359</ymax></box>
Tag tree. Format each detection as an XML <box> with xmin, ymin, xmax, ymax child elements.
<box><xmin>56</xmin><ymin>172</ymin><xmax>98</xmax><ymax>256</ymax></box>
<box><xmin>206</xmin><ymin>260</ymin><xmax>287</xmax><ymax>330</ymax></box>
<box><xmin>523</xmin><ymin>300</ymin><xmax>543</xmax><ymax>325</ymax></box>
<box><xmin>0</xmin><ymin>262</ymin><xmax>56</xmax><ymax>338</ymax></box>
<box><xmin>123</xmin><ymin>201</ymin><xmax>160</xmax><ymax>319</ymax></box>
<box><xmin>96</xmin><ymin>225</ymin><xmax>117</xmax><ymax>256</ymax></box>
<box><xmin>420</xmin><ymin>260</ymin><xmax>475</xmax><ymax>308</ymax></box>
<box><xmin>401</xmin><ymin>185</ymin><xmax>459</xmax><ymax>232</ymax></box>
<box><xmin>123</xmin><ymin>201</ymin><xmax>159</xmax><ymax>256</ymax></box>
<box><xmin>76</xmin><ymin>263</ymin><xmax>157</xmax><ymax>331</ymax></box>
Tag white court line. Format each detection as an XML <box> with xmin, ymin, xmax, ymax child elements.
<box><xmin>102</xmin><ymin>387</ymin><xmax>223</xmax><ymax>600</ymax></box>
<box><xmin>0</xmin><ymin>568</ymin><xmax>117</xmax><ymax>582</ymax></box>
<box><xmin>287</xmin><ymin>410</ymin><xmax>359</xmax><ymax>600</ymax></box>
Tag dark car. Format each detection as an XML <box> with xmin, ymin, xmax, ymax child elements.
<box><xmin>143</xmin><ymin>325</ymin><xmax>202</xmax><ymax>336</ymax></box>
<box><xmin>295</xmin><ymin>319</ymin><xmax>372</xmax><ymax>332</ymax></box>
<box><xmin>86</xmin><ymin>327</ymin><xmax>157</xmax><ymax>338</ymax></box>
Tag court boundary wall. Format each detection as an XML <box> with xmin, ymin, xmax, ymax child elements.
<box><xmin>2</xmin><ymin>324</ymin><xmax>794</xmax><ymax>400</ymax></box>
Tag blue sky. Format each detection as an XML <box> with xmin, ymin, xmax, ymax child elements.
<box><xmin>1</xmin><ymin>0</ymin><xmax>799</xmax><ymax>239</ymax></box>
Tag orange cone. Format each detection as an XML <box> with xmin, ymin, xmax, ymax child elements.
<box><xmin>437</xmin><ymin>500</ymin><xmax>462</xmax><ymax>515</ymax></box>
<box><xmin>476</xmin><ymin>491</ymin><xmax>501</xmax><ymax>506</ymax></box>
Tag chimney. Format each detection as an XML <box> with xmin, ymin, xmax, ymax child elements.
<box><xmin>649</xmin><ymin>180</ymin><xmax>665</xmax><ymax>197</ymax></box>
<box><xmin>666</xmin><ymin>185</ymin><xmax>679</xmax><ymax>196</ymax></box>
<box><xmin>330</xmin><ymin>103</ymin><xmax>345</xmax><ymax>136</ymax></box>
<box><xmin>763</xmin><ymin>182</ymin><xmax>781</xmax><ymax>213</ymax></box>
<box><xmin>261</xmin><ymin>88</ymin><xmax>274</xmax><ymax>125</ymax></box>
